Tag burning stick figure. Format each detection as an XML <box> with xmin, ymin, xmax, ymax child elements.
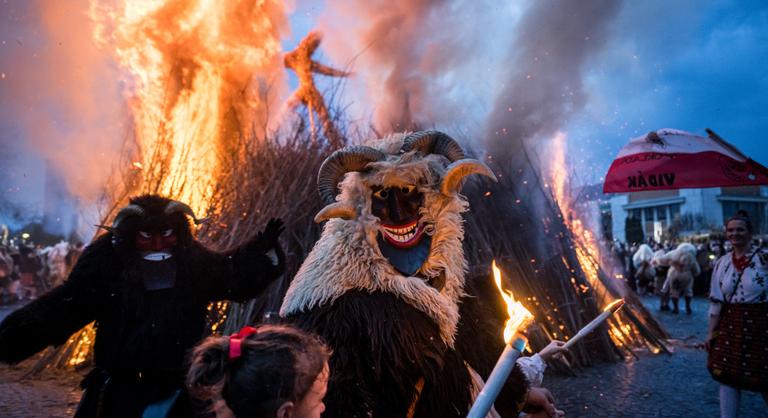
<box><xmin>284</xmin><ymin>31</ymin><xmax>349</xmax><ymax>147</ymax></box>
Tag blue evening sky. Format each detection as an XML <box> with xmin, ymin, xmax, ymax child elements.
<box><xmin>283</xmin><ymin>0</ymin><xmax>767</xmax><ymax>183</ymax></box>
<box><xmin>0</xmin><ymin>0</ymin><xmax>766</xmax><ymax>227</ymax></box>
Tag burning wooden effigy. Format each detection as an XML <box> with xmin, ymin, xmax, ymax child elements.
<box><xmin>284</xmin><ymin>31</ymin><xmax>350</xmax><ymax>147</ymax></box>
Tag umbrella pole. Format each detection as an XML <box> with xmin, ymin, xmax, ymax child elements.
<box><xmin>706</xmin><ymin>128</ymin><xmax>747</xmax><ymax>160</ymax></box>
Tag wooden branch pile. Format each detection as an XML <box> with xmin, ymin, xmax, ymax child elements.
<box><xmin>461</xmin><ymin>151</ymin><xmax>669</xmax><ymax>369</ymax></box>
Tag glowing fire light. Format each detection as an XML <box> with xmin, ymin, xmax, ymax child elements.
<box><xmin>61</xmin><ymin>0</ymin><xmax>289</xmax><ymax>369</ymax></box>
<box><xmin>467</xmin><ymin>262</ymin><xmax>534</xmax><ymax>418</ymax></box>
<box><xmin>89</xmin><ymin>0</ymin><xmax>288</xmax><ymax>214</ymax></box>
<box><xmin>603</xmin><ymin>299</ymin><xmax>625</xmax><ymax>313</ymax></box>
<box><xmin>492</xmin><ymin>260</ymin><xmax>534</xmax><ymax>343</ymax></box>
<box><xmin>548</xmin><ymin>132</ymin><xmax>648</xmax><ymax>351</ymax></box>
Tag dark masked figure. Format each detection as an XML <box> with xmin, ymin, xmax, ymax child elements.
<box><xmin>281</xmin><ymin>131</ymin><xmax>530</xmax><ymax>417</ymax></box>
<box><xmin>0</xmin><ymin>195</ymin><xmax>285</xmax><ymax>418</ymax></box>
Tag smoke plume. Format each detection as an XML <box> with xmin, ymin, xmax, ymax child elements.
<box><xmin>484</xmin><ymin>0</ymin><xmax>621</xmax><ymax>159</ymax></box>
<box><xmin>0</xmin><ymin>0</ymin><xmax>127</xmax><ymax>202</ymax></box>
<box><xmin>317</xmin><ymin>0</ymin><xmax>519</xmax><ymax>134</ymax></box>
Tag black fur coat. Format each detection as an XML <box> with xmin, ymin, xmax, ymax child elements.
<box><xmin>287</xmin><ymin>286</ymin><xmax>528</xmax><ymax>418</ymax></box>
<box><xmin>0</xmin><ymin>231</ymin><xmax>283</xmax><ymax>417</ymax></box>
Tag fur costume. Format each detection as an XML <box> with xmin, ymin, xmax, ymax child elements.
<box><xmin>663</xmin><ymin>243</ymin><xmax>701</xmax><ymax>298</ymax></box>
<box><xmin>632</xmin><ymin>244</ymin><xmax>656</xmax><ymax>291</ymax></box>
<box><xmin>281</xmin><ymin>131</ymin><xmax>529</xmax><ymax>417</ymax></box>
<box><xmin>0</xmin><ymin>195</ymin><xmax>285</xmax><ymax>418</ymax></box>
<box><xmin>651</xmin><ymin>249</ymin><xmax>670</xmax><ymax>292</ymax></box>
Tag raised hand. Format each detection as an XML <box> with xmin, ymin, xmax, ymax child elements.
<box><xmin>253</xmin><ymin>218</ymin><xmax>285</xmax><ymax>252</ymax></box>
<box><xmin>539</xmin><ymin>340</ymin><xmax>568</xmax><ymax>361</ymax></box>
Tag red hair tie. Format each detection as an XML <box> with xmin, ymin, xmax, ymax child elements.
<box><xmin>229</xmin><ymin>326</ymin><xmax>259</xmax><ymax>360</ymax></box>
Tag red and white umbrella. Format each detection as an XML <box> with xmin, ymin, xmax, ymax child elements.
<box><xmin>603</xmin><ymin>128</ymin><xmax>768</xmax><ymax>193</ymax></box>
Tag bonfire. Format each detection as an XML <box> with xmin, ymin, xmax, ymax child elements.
<box><xmin>29</xmin><ymin>0</ymin><xmax>668</xmax><ymax>373</ymax></box>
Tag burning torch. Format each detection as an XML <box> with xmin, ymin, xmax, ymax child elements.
<box><xmin>467</xmin><ymin>261</ymin><xmax>535</xmax><ymax>418</ymax></box>
<box><xmin>562</xmin><ymin>299</ymin><xmax>625</xmax><ymax>350</ymax></box>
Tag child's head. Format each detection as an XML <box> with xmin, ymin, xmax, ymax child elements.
<box><xmin>187</xmin><ymin>324</ymin><xmax>331</xmax><ymax>418</ymax></box>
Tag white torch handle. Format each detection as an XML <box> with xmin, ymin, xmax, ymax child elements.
<box><xmin>466</xmin><ymin>336</ymin><xmax>527</xmax><ymax>418</ymax></box>
<box><xmin>562</xmin><ymin>309</ymin><xmax>612</xmax><ymax>350</ymax></box>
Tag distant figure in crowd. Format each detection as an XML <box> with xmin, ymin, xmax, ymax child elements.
<box><xmin>652</xmin><ymin>249</ymin><xmax>670</xmax><ymax>311</ymax></box>
<box><xmin>662</xmin><ymin>243</ymin><xmax>700</xmax><ymax>314</ymax></box>
<box><xmin>17</xmin><ymin>245</ymin><xmax>43</xmax><ymax>300</ymax></box>
<box><xmin>695</xmin><ymin>243</ymin><xmax>714</xmax><ymax>295</ymax></box>
<box><xmin>632</xmin><ymin>244</ymin><xmax>656</xmax><ymax>295</ymax></box>
<box><xmin>0</xmin><ymin>246</ymin><xmax>15</xmax><ymax>304</ymax></box>
<box><xmin>707</xmin><ymin>213</ymin><xmax>768</xmax><ymax>417</ymax></box>
<box><xmin>46</xmin><ymin>241</ymin><xmax>70</xmax><ymax>288</ymax></box>
<box><xmin>187</xmin><ymin>324</ymin><xmax>331</xmax><ymax>418</ymax></box>
<box><xmin>0</xmin><ymin>195</ymin><xmax>286</xmax><ymax>418</ymax></box>
<box><xmin>65</xmin><ymin>241</ymin><xmax>85</xmax><ymax>274</ymax></box>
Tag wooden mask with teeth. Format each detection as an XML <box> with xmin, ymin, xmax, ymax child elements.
<box><xmin>315</xmin><ymin>130</ymin><xmax>496</xmax><ymax>284</ymax></box>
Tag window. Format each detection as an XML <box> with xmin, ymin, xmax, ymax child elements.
<box><xmin>670</xmin><ymin>204</ymin><xmax>681</xmax><ymax>221</ymax></box>
<box><xmin>644</xmin><ymin>207</ymin><xmax>654</xmax><ymax>222</ymax></box>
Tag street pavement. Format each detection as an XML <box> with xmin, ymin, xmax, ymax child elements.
<box><xmin>0</xmin><ymin>297</ymin><xmax>767</xmax><ymax>417</ymax></box>
<box><xmin>544</xmin><ymin>295</ymin><xmax>767</xmax><ymax>417</ymax></box>
<box><xmin>0</xmin><ymin>300</ymin><xmax>84</xmax><ymax>418</ymax></box>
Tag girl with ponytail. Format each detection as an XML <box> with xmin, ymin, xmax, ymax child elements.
<box><xmin>186</xmin><ymin>324</ymin><xmax>330</xmax><ymax>418</ymax></box>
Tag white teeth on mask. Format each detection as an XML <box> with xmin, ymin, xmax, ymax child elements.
<box><xmin>382</xmin><ymin>224</ymin><xmax>420</xmax><ymax>243</ymax></box>
<box><xmin>143</xmin><ymin>251</ymin><xmax>173</xmax><ymax>261</ymax></box>
<box><xmin>383</xmin><ymin>224</ymin><xmax>416</xmax><ymax>236</ymax></box>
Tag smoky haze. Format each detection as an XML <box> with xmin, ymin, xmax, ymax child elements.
<box><xmin>317</xmin><ymin>0</ymin><xmax>622</xmax><ymax>154</ymax></box>
<box><xmin>0</xmin><ymin>1</ymin><xmax>127</xmax><ymax>202</ymax></box>
<box><xmin>481</xmin><ymin>0</ymin><xmax>621</xmax><ymax>260</ymax></box>
<box><xmin>484</xmin><ymin>0</ymin><xmax>621</xmax><ymax>160</ymax></box>
<box><xmin>317</xmin><ymin>0</ymin><xmax>520</xmax><ymax>135</ymax></box>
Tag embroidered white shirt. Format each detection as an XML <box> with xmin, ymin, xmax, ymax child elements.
<box><xmin>516</xmin><ymin>353</ymin><xmax>546</xmax><ymax>387</ymax></box>
<box><xmin>708</xmin><ymin>247</ymin><xmax>768</xmax><ymax>316</ymax></box>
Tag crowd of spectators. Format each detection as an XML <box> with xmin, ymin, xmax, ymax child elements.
<box><xmin>0</xmin><ymin>240</ymin><xmax>84</xmax><ymax>304</ymax></box>
<box><xmin>608</xmin><ymin>235</ymin><xmax>765</xmax><ymax>315</ymax></box>
<box><xmin>611</xmin><ymin>237</ymin><xmax>735</xmax><ymax>296</ymax></box>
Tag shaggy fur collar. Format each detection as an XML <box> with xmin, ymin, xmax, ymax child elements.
<box><xmin>280</xmin><ymin>134</ymin><xmax>469</xmax><ymax>346</ymax></box>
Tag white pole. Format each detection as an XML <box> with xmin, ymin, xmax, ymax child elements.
<box><xmin>466</xmin><ymin>335</ymin><xmax>527</xmax><ymax>418</ymax></box>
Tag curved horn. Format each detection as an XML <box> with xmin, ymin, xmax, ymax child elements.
<box><xmin>164</xmin><ymin>200</ymin><xmax>201</xmax><ymax>224</ymax></box>
<box><xmin>440</xmin><ymin>159</ymin><xmax>497</xmax><ymax>196</ymax></box>
<box><xmin>314</xmin><ymin>202</ymin><xmax>357</xmax><ymax>223</ymax></box>
<box><xmin>401</xmin><ymin>130</ymin><xmax>465</xmax><ymax>162</ymax></box>
<box><xmin>111</xmin><ymin>204</ymin><xmax>145</xmax><ymax>229</ymax></box>
<box><xmin>317</xmin><ymin>146</ymin><xmax>386</xmax><ymax>205</ymax></box>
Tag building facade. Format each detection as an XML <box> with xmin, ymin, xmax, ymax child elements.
<box><xmin>609</xmin><ymin>186</ymin><xmax>768</xmax><ymax>243</ymax></box>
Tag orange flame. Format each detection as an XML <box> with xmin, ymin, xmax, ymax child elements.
<box><xmin>549</xmin><ymin>132</ymin><xmax>642</xmax><ymax>349</ymax></box>
<box><xmin>89</xmin><ymin>0</ymin><xmax>288</xmax><ymax>213</ymax></box>
<box><xmin>603</xmin><ymin>299</ymin><xmax>625</xmax><ymax>313</ymax></box>
<box><xmin>492</xmin><ymin>260</ymin><xmax>534</xmax><ymax>343</ymax></box>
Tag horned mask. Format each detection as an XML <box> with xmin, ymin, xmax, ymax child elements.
<box><xmin>280</xmin><ymin>131</ymin><xmax>496</xmax><ymax>345</ymax></box>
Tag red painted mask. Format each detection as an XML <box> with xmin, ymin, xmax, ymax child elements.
<box><xmin>135</xmin><ymin>229</ymin><xmax>177</xmax><ymax>252</ymax></box>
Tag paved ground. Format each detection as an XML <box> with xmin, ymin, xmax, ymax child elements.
<box><xmin>1</xmin><ymin>297</ymin><xmax>767</xmax><ymax>417</ymax></box>
<box><xmin>0</xmin><ymin>300</ymin><xmax>85</xmax><ymax>418</ymax></box>
<box><xmin>545</xmin><ymin>296</ymin><xmax>768</xmax><ymax>417</ymax></box>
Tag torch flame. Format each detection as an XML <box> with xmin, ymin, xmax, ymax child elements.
<box><xmin>603</xmin><ymin>299</ymin><xmax>625</xmax><ymax>313</ymax></box>
<box><xmin>492</xmin><ymin>260</ymin><xmax>534</xmax><ymax>343</ymax></box>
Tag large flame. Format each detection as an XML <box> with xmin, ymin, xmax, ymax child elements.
<box><xmin>548</xmin><ymin>132</ymin><xmax>641</xmax><ymax>349</ymax></box>
<box><xmin>492</xmin><ymin>260</ymin><xmax>534</xmax><ymax>344</ymax></box>
<box><xmin>89</xmin><ymin>0</ymin><xmax>288</xmax><ymax>214</ymax></box>
<box><xmin>63</xmin><ymin>0</ymin><xmax>288</xmax><ymax>368</ymax></box>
